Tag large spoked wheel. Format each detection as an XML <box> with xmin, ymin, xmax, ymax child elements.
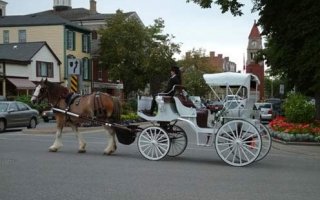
<box><xmin>166</xmin><ymin>125</ymin><xmax>188</xmax><ymax>157</ymax></box>
<box><xmin>255</xmin><ymin>122</ymin><xmax>272</xmax><ymax>161</ymax></box>
<box><xmin>215</xmin><ymin>119</ymin><xmax>262</xmax><ymax>167</ymax></box>
<box><xmin>137</xmin><ymin>126</ymin><xmax>170</xmax><ymax>161</ymax></box>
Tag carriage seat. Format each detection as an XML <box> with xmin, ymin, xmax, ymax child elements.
<box><xmin>196</xmin><ymin>108</ymin><xmax>209</xmax><ymax>128</ymax></box>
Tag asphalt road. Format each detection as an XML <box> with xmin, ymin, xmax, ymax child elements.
<box><xmin>0</xmin><ymin>122</ymin><xmax>320</xmax><ymax>200</ymax></box>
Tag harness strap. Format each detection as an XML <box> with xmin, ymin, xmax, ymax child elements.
<box><xmin>94</xmin><ymin>92</ymin><xmax>106</xmax><ymax>119</ymax></box>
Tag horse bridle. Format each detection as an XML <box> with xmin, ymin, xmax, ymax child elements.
<box><xmin>32</xmin><ymin>84</ymin><xmax>50</xmax><ymax>104</ymax></box>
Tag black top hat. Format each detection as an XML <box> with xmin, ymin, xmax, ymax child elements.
<box><xmin>171</xmin><ymin>66</ymin><xmax>180</xmax><ymax>74</ymax></box>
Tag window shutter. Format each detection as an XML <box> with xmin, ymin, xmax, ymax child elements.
<box><xmin>48</xmin><ymin>63</ymin><xmax>53</xmax><ymax>78</ymax></box>
<box><xmin>82</xmin><ymin>34</ymin><xmax>85</xmax><ymax>52</ymax></box>
<box><xmin>36</xmin><ymin>61</ymin><xmax>40</xmax><ymax>77</ymax></box>
<box><xmin>73</xmin><ymin>31</ymin><xmax>76</xmax><ymax>50</ymax></box>
<box><xmin>88</xmin><ymin>59</ymin><xmax>92</xmax><ymax>81</ymax></box>
<box><xmin>87</xmin><ymin>35</ymin><xmax>91</xmax><ymax>53</ymax></box>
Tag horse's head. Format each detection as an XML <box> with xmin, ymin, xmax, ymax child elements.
<box><xmin>31</xmin><ymin>78</ymin><xmax>49</xmax><ymax>104</ymax></box>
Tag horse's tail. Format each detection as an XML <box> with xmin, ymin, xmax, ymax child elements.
<box><xmin>111</xmin><ymin>97</ymin><xmax>121</xmax><ymax>123</ymax></box>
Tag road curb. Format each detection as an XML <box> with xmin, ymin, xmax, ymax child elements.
<box><xmin>272</xmin><ymin>138</ymin><xmax>320</xmax><ymax>146</ymax></box>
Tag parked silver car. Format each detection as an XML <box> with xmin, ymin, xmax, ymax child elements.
<box><xmin>250</xmin><ymin>102</ymin><xmax>275</xmax><ymax>122</ymax></box>
<box><xmin>0</xmin><ymin>101</ymin><xmax>39</xmax><ymax>132</ymax></box>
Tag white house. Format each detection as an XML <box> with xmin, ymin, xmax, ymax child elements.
<box><xmin>0</xmin><ymin>41</ymin><xmax>61</xmax><ymax>96</ymax></box>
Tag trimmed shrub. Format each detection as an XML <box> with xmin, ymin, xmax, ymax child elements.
<box><xmin>15</xmin><ymin>95</ymin><xmax>49</xmax><ymax>113</ymax></box>
<box><xmin>283</xmin><ymin>93</ymin><xmax>315</xmax><ymax>123</ymax></box>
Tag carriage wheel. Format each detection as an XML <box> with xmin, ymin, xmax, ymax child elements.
<box><xmin>255</xmin><ymin>123</ymin><xmax>272</xmax><ymax>162</ymax></box>
<box><xmin>215</xmin><ymin>120</ymin><xmax>261</xmax><ymax>167</ymax></box>
<box><xmin>137</xmin><ymin>126</ymin><xmax>170</xmax><ymax>161</ymax></box>
<box><xmin>166</xmin><ymin>125</ymin><xmax>188</xmax><ymax>157</ymax></box>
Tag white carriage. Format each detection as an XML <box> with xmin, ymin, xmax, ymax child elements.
<box><xmin>136</xmin><ymin>72</ymin><xmax>272</xmax><ymax>167</ymax></box>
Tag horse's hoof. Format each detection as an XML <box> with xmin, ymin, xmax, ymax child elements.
<box><xmin>49</xmin><ymin>148</ymin><xmax>58</xmax><ymax>152</ymax></box>
<box><xmin>103</xmin><ymin>150</ymin><xmax>113</xmax><ymax>155</ymax></box>
<box><xmin>78</xmin><ymin>149</ymin><xmax>86</xmax><ymax>153</ymax></box>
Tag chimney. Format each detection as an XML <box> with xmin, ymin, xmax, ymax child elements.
<box><xmin>90</xmin><ymin>0</ymin><xmax>97</xmax><ymax>14</ymax></box>
<box><xmin>0</xmin><ymin>0</ymin><xmax>8</xmax><ymax>16</ymax></box>
<box><xmin>210</xmin><ymin>51</ymin><xmax>215</xmax><ymax>58</ymax></box>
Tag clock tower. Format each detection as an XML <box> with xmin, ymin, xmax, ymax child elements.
<box><xmin>246</xmin><ymin>20</ymin><xmax>265</xmax><ymax>100</ymax></box>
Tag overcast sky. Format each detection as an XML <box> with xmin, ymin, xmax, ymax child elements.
<box><xmin>4</xmin><ymin>0</ymin><xmax>260</xmax><ymax>71</ymax></box>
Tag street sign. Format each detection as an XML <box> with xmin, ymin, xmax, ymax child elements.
<box><xmin>70</xmin><ymin>75</ymin><xmax>78</xmax><ymax>92</ymax></box>
<box><xmin>68</xmin><ymin>59</ymin><xmax>80</xmax><ymax>75</ymax></box>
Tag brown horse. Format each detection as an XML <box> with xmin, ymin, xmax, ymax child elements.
<box><xmin>31</xmin><ymin>79</ymin><xmax>121</xmax><ymax>155</ymax></box>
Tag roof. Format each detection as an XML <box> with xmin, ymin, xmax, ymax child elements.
<box><xmin>34</xmin><ymin>8</ymin><xmax>113</xmax><ymax>21</ymax></box>
<box><xmin>0</xmin><ymin>14</ymin><xmax>90</xmax><ymax>32</ymax></box>
<box><xmin>32</xmin><ymin>8</ymin><xmax>143</xmax><ymax>24</ymax></box>
<box><xmin>203</xmin><ymin>72</ymin><xmax>260</xmax><ymax>88</ymax></box>
<box><xmin>248</xmin><ymin>21</ymin><xmax>261</xmax><ymax>39</ymax></box>
<box><xmin>0</xmin><ymin>42</ymin><xmax>61</xmax><ymax>65</ymax></box>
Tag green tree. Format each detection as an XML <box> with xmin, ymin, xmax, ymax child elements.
<box><xmin>99</xmin><ymin>10</ymin><xmax>180</xmax><ymax>96</ymax></box>
<box><xmin>188</xmin><ymin>0</ymin><xmax>320</xmax><ymax>119</ymax></box>
<box><xmin>187</xmin><ymin>0</ymin><xmax>244</xmax><ymax>16</ymax></box>
<box><xmin>254</xmin><ymin>0</ymin><xmax>320</xmax><ymax>119</ymax></box>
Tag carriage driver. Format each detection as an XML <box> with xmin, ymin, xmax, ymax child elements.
<box><xmin>164</xmin><ymin>65</ymin><xmax>182</xmax><ymax>96</ymax></box>
<box><xmin>147</xmin><ymin>65</ymin><xmax>182</xmax><ymax>115</ymax></box>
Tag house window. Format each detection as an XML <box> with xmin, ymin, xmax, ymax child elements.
<box><xmin>82</xmin><ymin>58</ymin><xmax>91</xmax><ymax>80</ymax></box>
<box><xmin>3</xmin><ymin>30</ymin><xmax>9</xmax><ymax>43</ymax></box>
<box><xmin>36</xmin><ymin>61</ymin><xmax>53</xmax><ymax>77</ymax></box>
<box><xmin>18</xmin><ymin>30</ymin><xmax>26</xmax><ymax>43</ymax></box>
<box><xmin>67</xmin><ymin>30</ymin><xmax>75</xmax><ymax>50</ymax></box>
<box><xmin>82</xmin><ymin>34</ymin><xmax>90</xmax><ymax>53</ymax></box>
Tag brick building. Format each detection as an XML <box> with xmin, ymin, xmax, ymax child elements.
<box><xmin>185</xmin><ymin>51</ymin><xmax>237</xmax><ymax>72</ymax></box>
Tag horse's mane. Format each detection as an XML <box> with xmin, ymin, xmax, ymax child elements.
<box><xmin>46</xmin><ymin>81</ymin><xmax>69</xmax><ymax>99</ymax></box>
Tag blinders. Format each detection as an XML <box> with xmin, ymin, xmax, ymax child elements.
<box><xmin>31</xmin><ymin>82</ymin><xmax>49</xmax><ymax>104</ymax></box>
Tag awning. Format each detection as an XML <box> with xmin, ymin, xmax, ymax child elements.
<box><xmin>7</xmin><ymin>78</ymin><xmax>36</xmax><ymax>90</ymax></box>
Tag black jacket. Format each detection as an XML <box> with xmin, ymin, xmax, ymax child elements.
<box><xmin>164</xmin><ymin>75</ymin><xmax>181</xmax><ymax>96</ymax></box>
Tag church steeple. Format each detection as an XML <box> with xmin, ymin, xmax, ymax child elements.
<box><xmin>247</xmin><ymin>20</ymin><xmax>262</xmax><ymax>65</ymax></box>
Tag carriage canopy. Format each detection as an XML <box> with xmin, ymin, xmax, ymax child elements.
<box><xmin>203</xmin><ymin>72</ymin><xmax>260</xmax><ymax>88</ymax></box>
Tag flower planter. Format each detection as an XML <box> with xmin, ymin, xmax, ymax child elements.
<box><xmin>271</xmin><ymin>131</ymin><xmax>319</xmax><ymax>143</ymax></box>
